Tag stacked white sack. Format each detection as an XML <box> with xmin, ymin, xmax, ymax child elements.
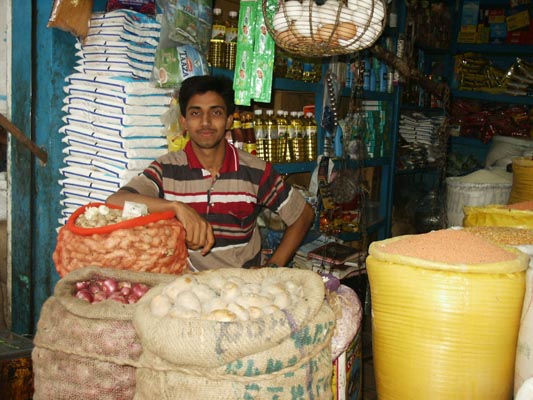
<box><xmin>58</xmin><ymin>10</ymin><xmax>173</xmax><ymax>225</ymax></box>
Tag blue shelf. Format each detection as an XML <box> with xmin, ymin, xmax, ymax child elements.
<box><xmin>451</xmin><ymin>89</ymin><xmax>533</xmax><ymax>105</ymax></box>
<box><xmin>273</xmin><ymin>162</ymin><xmax>316</xmax><ymax>174</ymax></box>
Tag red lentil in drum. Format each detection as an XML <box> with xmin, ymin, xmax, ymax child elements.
<box><xmin>507</xmin><ymin>200</ymin><xmax>533</xmax><ymax>210</ymax></box>
<box><xmin>377</xmin><ymin>229</ymin><xmax>517</xmax><ymax>264</ymax></box>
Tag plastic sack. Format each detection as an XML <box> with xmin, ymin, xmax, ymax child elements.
<box><xmin>509</xmin><ymin>157</ymin><xmax>533</xmax><ymax>204</ymax></box>
<box><xmin>53</xmin><ymin>202</ymin><xmax>188</xmax><ymax>277</ymax></box>
<box><xmin>367</xmin><ymin>230</ymin><xmax>528</xmax><ymax>400</ymax></box>
<box><xmin>463</xmin><ymin>201</ymin><xmax>533</xmax><ymax>229</ymax></box>
<box><xmin>47</xmin><ymin>0</ymin><xmax>94</xmax><ymax>39</ymax></box>
<box><xmin>485</xmin><ymin>135</ymin><xmax>533</xmax><ymax>169</ymax></box>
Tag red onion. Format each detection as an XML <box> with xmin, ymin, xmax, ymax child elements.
<box><xmin>118</xmin><ymin>280</ymin><xmax>132</xmax><ymax>289</ymax></box>
<box><xmin>88</xmin><ymin>281</ymin><xmax>102</xmax><ymax>294</ymax></box>
<box><xmin>108</xmin><ymin>292</ymin><xmax>128</xmax><ymax>304</ymax></box>
<box><xmin>120</xmin><ymin>286</ymin><xmax>132</xmax><ymax>297</ymax></box>
<box><xmin>131</xmin><ymin>283</ymin><xmax>149</xmax><ymax>298</ymax></box>
<box><xmin>75</xmin><ymin>280</ymin><xmax>90</xmax><ymax>291</ymax></box>
<box><xmin>73</xmin><ymin>277</ymin><xmax>150</xmax><ymax>304</ymax></box>
<box><xmin>92</xmin><ymin>291</ymin><xmax>107</xmax><ymax>303</ymax></box>
<box><xmin>127</xmin><ymin>294</ymin><xmax>139</xmax><ymax>304</ymax></box>
<box><xmin>75</xmin><ymin>289</ymin><xmax>93</xmax><ymax>303</ymax></box>
<box><xmin>102</xmin><ymin>278</ymin><xmax>118</xmax><ymax>294</ymax></box>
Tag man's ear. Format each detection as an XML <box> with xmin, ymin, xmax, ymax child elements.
<box><xmin>226</xmin><ymin>114</ymin><xmax>234</xmax><ymax>130</ymax></box>
<box><xmin>179</xmin><ymin>114</ymin><xmax>186</xmax><ymax>130</ymax></box>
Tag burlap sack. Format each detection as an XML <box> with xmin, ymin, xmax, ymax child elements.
<box><xmin>53</xmin><ymin>202</ymin><xmax>189</xmax><ymax>277</ymax></box>
<box><xmin>132</xmin><ymin>268</ymin><xmax>336</xmax><ymax>399</ymax></box>
<box><xmin>32</xmin><ymin>266</ymin><xmax>176</xmax><ymax>400</ymax></box>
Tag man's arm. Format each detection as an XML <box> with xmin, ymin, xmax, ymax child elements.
<box><xmin>266</xmin><ymin>202</ymin><xmax>315</xmax><ymax>268</ymax></box>
<box><xmin>107</xmin><ymin>190</ymin><xmax>215</xmax><ymax>255</ymax></box>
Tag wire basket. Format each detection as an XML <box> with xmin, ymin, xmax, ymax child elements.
<box><xmin>263</xmin><ymin>0</ymin><xmax>386</xmax><ymax>57</ymax></box>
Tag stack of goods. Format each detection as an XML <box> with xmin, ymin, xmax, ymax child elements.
<box><xmin>450</xmin><ymin>100</ymin><xmax>531</xmax><ymax>144</ymax></box>
<box><xmin>32</xmin><ymin>266</ymin><xmax>339</xmax><ymax>399</ymax></box>
<box><xmin>397</xmin><ymin>112</ymin><xmax>446</xmax><ymax>170</ymax></box>
<box><xmin>446</xmin><ymin>168</ymin><xmax>513</xmax><ymax>227</ymax></box>
<box><xmin>366</xmin><ymin>229</ymin><xmax>529</xmax><ymax>399</ymax></box>
<box><xmin>454</xmin><ymin>53</ymin><xmax>533</xmax><ymax>97</ymax></box>
<box><xmin>58</xmin><ymin>9</ymin><xmax>174</xmax><ymax>226</ymax></box>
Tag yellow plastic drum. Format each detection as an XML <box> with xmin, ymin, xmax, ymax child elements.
<box><xmin>366</xmin><ymin>229</ymin><xmax>528</xmax><ymax>400</ymax></box>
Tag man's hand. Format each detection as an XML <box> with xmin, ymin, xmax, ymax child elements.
<box><xmin>173</xmin><ymin>201</ymin><xmax>215</xmax><ymax>256</ymax></box>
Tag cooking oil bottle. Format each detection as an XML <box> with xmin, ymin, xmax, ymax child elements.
<box><xmin>224</xmin><ymin>10</ymin><xmax>238</xmax><ymax>70</ymax></box>
<box><xmin>253</xmin><ymin>109</ymin><xmax>266</xmax><ymax>160</ymax></box>
<box><xmin>303</xmin><ymin>112</ymin><xmax>318</xmax><ymax>161</ymax></box>
<box><xmin>276</xmin><ymin>110</ymin><xmax>288</xmax><ymax>163</ymax></box>
<box><xmin>289</xmin><ymin>111</ymin><xmax>305</xmax><ymax>162</ymax></box>
<box><xmin>243</xmin><ymin>112</ymin><xmax>257</xmax><ymax>155</ymax></box>
<box><xmin>231</xmin><ymin>110</ymin><xmax>244</xmax><ymax>150</ymax></box>
<box><xmin>264</xmin><ymin>109</ymin><xmax>278</xmax><ymax>162</ymax></box>
<box><xmin>208</xmin><ymin>8</ymin><xmax>226</xmax><ymax>68</ymax></box>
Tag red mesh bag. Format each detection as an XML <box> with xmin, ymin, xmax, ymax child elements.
<box><xmin>53</xmin><ymin>203</ymin><xmax>188</xmax><ymax>277</ymax></box>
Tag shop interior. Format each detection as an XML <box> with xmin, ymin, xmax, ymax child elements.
<box><xmin>2</xmin><ymin>0</ymin><xmax>533</xmax><ymax>398</ymax></box>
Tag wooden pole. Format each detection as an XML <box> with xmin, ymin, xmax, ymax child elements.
<box><xmin>370</xmin><ymin>44</ymin><xmax>450</xmax><ymax>106</ymax></box>
<box><xmin>0</xmin><ymin>112</ymin><xmax>48</xmax><ymax>165</ymax></box>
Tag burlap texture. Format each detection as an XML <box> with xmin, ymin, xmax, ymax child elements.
<box><xmin>132</xmin><ymin>268</ymin><xmax>336</xmax><ymax>399</ymax></box>
<box><xmin>133</xmin><ymin>268</ymin><xmax>328</xmax><ymax>367</ymax></box>
<box><xmin>32</xmin><ymin>266</ymin><xmax>176</xmax><ymax>399</ymax></box>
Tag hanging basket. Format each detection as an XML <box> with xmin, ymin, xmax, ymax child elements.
<box><xmin>263</xmin><ymin>0</ymin><xmax>386</xmax><ymax>58</ymax></box>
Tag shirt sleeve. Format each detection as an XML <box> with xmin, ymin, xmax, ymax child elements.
<box><xmin>120</xmin><ymin>160</ymin><xmax>162</xmax><ymax>198</ymax></box>
<box><xmin>258</xmin><ymin>164</ymin><xmax>308</xmax><ymax>227</ymax></box>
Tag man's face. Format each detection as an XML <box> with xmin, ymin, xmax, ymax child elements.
<box><xmin>180</xmin><ymin>91</ymin><xmax>233</xmax><ymax>151</ymax></box>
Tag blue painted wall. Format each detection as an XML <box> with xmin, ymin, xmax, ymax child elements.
<box><xmin>11</xmin><ymin>0</ymin><xmax>107</xmax><ymax>334</ymax></box>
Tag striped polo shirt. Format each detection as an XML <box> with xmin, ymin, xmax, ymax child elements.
<box><xmin>121</xmin><ymin>140</ymin><xmax>307</xmax><ymax>270</ymax></box>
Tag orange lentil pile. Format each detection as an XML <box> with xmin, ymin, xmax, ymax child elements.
<box><xmin>378</xmin><ymin>229</ymin><xmax>517</xmax><ymax>264</ymax></box>
<box><xmin>507</xmin><ymin>201</ymin><xmax>533</xmax><ymax>211</ymax></box>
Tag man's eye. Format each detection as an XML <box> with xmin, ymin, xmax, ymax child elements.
<box><xmin>212</xmin><ymin>110</ymin><xmax>223</xmax><ymax>116</ymax></box>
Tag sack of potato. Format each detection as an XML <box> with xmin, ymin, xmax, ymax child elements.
<box><xmin>32</xmin><ymin>266</ymin><xmax>177</xmax><ymax>400</ymax></box>
<box><xmin>53</xmin><ymin>202</ymin><xmax>189</xmax><ymax>277</ymax></box>
<box><xmin>132</xmin><ymin>267</ymin><xmax>336</xmax><ymax>399</ymax></box>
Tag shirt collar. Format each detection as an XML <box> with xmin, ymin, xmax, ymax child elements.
<box><xmin>184</xmin><ymin>140</ymin><xmax>239</xmax><ymax>174</ymax></box>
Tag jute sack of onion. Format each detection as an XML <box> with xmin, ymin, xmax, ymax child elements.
<box><xmin>132</xmin><ymin>267</ymin><xmax>336</xmax><ymax>400</ymax></box>
<box><xmin>52</xmin><ymin>202</ymin><xmax>189</xmax><ymax>277</ymax></box>
<box><xmin>32</xmin><ymin>266</ymin><xmax>176</xmax><ymax>400</ymax></box>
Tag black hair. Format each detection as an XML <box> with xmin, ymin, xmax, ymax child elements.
<box><xmin>178</xmin><ymin>75</ymin><xmax>235</xmax><ymax>116</ymax></box>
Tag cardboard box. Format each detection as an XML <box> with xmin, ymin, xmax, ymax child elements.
<box><xmin>0</xmin><ymin>330</ymin><xmax>34</xmax><ymax>400</ymax></box>
<box><xmin>332</xmin><ymin>331</ymin><xmax>363</xmax><ymax>400</ymax></box>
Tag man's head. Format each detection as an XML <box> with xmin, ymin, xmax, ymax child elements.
<box><xmin>178</xmin><ymin>75</ymin><xmax>235</xmax><ymax>117</ymax></box>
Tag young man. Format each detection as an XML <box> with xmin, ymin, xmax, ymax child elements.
<box><xmin>106</xmin><ymin>75</ymin><xmax>314</xmax><ymax>270</ymax></box>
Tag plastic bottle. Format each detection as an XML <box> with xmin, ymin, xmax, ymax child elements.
<box><xmin>242</xmin><ymin>112</ymin><xmax>257</xmax><ymax>155</ymax></box>
<box><xmin>289</xmin><ymin>111</ymin><xmax>305</xmax><ymax>161</ymax></box>
<box><xmin>224</xmin><ymin>10</ymin><xmax>238</xmax><ymax>70</ymax></box>
<box><xmin>275</xmin><ymin>110</ymin><xmax>288</xmax><ymax>163</ymax></box>
<box><xmin>303</xmin><ymin>112</ymin><xmax>318</xmax><ymax>161</ymax></box>
<box><xmin>253</xmin><ymin>109</ymin><xmax>266</xmax><ymax>160</ymax></box>
<box><xmin>231</xmin><ymin>110</ymin><xmax>244</xmax><ymax>150</ymax></box>
<box><xmin>208</xmin><ymin>8</ymin><xmax>226</xmax><ymax>68</ymax></box>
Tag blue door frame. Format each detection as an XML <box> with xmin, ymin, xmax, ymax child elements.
<box><xmin>11</xmin><ymin>0</ymin><xmax>106</xmax><ymax>335</ymax></box>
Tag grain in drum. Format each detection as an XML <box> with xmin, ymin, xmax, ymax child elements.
<box><xmin>374</xmin><ymin>229</ymin><xmax>516</xmax><ymax>264</ymax></box>
<box><xmin>366</xmin><ymin>228</ymin><xmax>528</xmax><ymax>400</ymax></box>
